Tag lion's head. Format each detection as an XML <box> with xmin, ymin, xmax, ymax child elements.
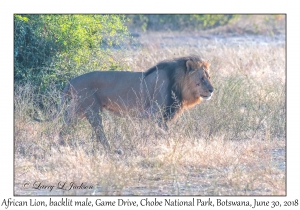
<box><xmin>172</xmin><ymin>56</ymin><xmax>214</xmax><ymax>108</ymax></box>
<box><xmin>185</xmin><ymin>59</ymin><xmax>214</xmax><ymax>100</ymax></box>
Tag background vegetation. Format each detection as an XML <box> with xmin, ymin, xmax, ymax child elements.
<box><xmin>14</xmin><ymin>14</ymin><xmax>284</xmax><ymax>93</ymax></box>
<box><xmin>14</xmin><ymin>14</ymin><xmax>129</xmax><ymax>92</ymax></box>
<box><xmin>14</xmin><ymin>14</ymin><xmax>286</xmax><ymax>195</ymax></box>
<box><xmin>126</xmin><ymin>14</ymin><xmax>240</xmax><ymax>31</ymax></box>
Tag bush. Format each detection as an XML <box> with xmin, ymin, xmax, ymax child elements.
<box><xmin>14</xmin><ymin>14</ymin><xmax>129</xmax><ymax>92</ymax></box>
<box><xmin>127</xmin><ymin>14</ymin><xmax>240</xmax><ymax>31</ymax></box>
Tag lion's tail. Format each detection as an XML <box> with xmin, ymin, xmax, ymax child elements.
<box><xmin>32</xmin><ymin>83</ymin><xmax>71</xmax><ymax>122</ymax></box>
<box><xmin>60</xmin><ymin>83</ymin><xmax>71</xmax><ymax>109</ymax></box>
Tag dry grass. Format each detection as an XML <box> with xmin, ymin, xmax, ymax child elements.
<box><xmin>14</xmin><ymin>134</ymin><xmax>285</xmax><ymax>195</ymax></box>
<box><xmin>14</xmin><ymin>17</ymin><xmax>285</xmax><ymax>196</ymax></box>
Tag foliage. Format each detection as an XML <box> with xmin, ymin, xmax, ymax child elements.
<box><xmin>127</xmin><ymin>14</ymin><xmax>240</xmax><ymax>31</ymax></box>
<box><xmin>14</xmin><ymin>14</ymin><xmax>129</xmax><ymax>92</ymax></box>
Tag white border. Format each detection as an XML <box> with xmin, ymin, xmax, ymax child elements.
<box><xmin>2</xmin><ymin>0</ymin><xmax>299</xmax><ymax>209</ymax></box>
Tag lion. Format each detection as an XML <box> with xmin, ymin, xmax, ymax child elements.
<box><xmin>43</xmin><ymin>55</ymin><xmax>214</xmax><ymax>151</ymax></box>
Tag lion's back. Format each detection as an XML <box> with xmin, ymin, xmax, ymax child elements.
<box><xmin>69</xmin><ymin>71</ymin><xmax>142</xmax><ymax>90</ymax></box>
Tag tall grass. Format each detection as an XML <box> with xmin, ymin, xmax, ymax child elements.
<box><xmin>14</xmin><ymin>32</ymin><xmax>285</xmax><ymax>195</ymax></box>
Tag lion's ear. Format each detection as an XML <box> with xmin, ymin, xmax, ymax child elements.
<box><xmin>206</xmin><ymin>60</ymin><xmax>210</xmax><ymax>69</ymax></box>
<box><xmin>204</xmin><ymin>61</ymin><xmax>211</xmax><ymax>72</ymax></box>
<box><xmin>186</xmin><ymin>60</ymin><xmax>195</xmax><ymax>73</ymax></box>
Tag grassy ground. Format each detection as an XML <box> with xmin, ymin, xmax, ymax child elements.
<box><xmin>14</xmin><ymin>16</ymin><xmax>286</xmax><ymax>195</ymax></box>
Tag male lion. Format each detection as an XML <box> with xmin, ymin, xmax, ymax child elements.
<box><xmin>55</xmin><ymin>55</ymin><xmax>213</xmax><ymax>151</ymax></box>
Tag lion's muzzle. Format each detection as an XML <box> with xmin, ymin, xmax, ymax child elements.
<box><xmin>201</xmin><ymin>93</ymin><xmax>213</xmax><ymax>100</ymax></box>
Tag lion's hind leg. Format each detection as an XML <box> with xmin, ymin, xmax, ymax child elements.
<box><xmin>85</xmin><ymin>108</ymin><xmax>111</xmax><ymax>151</ymax></box>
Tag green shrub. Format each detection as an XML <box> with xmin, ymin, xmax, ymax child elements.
<box><xmin>14</xmin><ymin>14</ymin><xmax>129</xmax><ymax>92</ymax></box>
